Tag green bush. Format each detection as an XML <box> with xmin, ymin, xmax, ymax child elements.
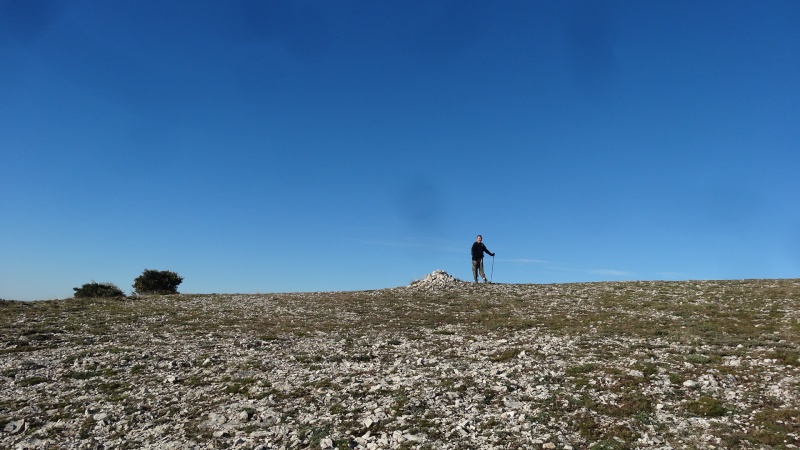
<box><xmin>73</xmin><ymin>282</ymin><xmax>125</xmax><ymax>299</ymax></box>
<box><xmin>133</xmin><ymin>269</ymin><xmax>183</xmax><ymax>295</ymax></box>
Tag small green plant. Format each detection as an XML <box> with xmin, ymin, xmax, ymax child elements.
<box><xmin>748</xmin><ymin>408</ymin><xmax>800</xmax><ymax>445</ymax></box>
<box><xmin>132</xmin><ymin>269</ymin><xmax>183</xmax><ymax>295</ymax></box>
<box><xmin>17</xmin><ymin>376</ymin><xmax>48</xmax><ymax>386</ymax></box>
<box><xmin>566</xmin><ymin>363</ymin><xmax>597</xmax><ymax>376</ymax></box>
<box><xmin>73</xmin><ymin>282</ymin><xmax>125</xmax><ymax>299</ymax></box>
<box><xmin>668</xmin><ymin>373</ymin><xmax>685</xmax><ymax>385</ymax></box>
<box><xmin>769</xmin><ymin>349</ymin><xmax>799</xmax><ymax>366</ymax></box>
<box><xmin>490</xmin><ymin>348</ymin><xmax>522</xmax><ymax>362</ymax></box>
<box><xmin>685</xmin><ymin>353</ymin><xmax>712</xmax><ymax>364</ymax></box>
<box><xmin>687</xmin><ymin>396</ymin><xmax>727</xmax><ymax>417</ymax></box>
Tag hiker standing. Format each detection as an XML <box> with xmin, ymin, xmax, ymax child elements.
<box><xmin>471</xmin><ymin>235</ymin><xmax>495</xmax><ymax>283</ymax></box>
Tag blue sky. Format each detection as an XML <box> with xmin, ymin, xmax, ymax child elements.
<box><xmin>2</xmin><ymin>1</ymin><xmax>799</xmax><ymax>300</ymax></box>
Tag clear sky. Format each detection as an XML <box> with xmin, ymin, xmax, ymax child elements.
<box><xmin>2</xmin><ymin>1</ymin><xmax>799</xmax><ymax>300</ymax></box>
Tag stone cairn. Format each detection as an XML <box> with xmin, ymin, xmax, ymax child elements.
<box><xmin>407</xmin><ymin>270</ymin><xmax>464</xmax><ymax>292</ymax></box>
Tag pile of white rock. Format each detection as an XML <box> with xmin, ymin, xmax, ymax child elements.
<box><xmin>406</xmin><ymin>270</ymin><xmax>464</xmax><ymax>292</ymax></box>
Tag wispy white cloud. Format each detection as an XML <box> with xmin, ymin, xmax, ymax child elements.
<box><xmin>353</xmin><ymin>238</ymin><xmax>463</xmax><ymax>253</ymax></box>
<box><xmin>544</xmin><ymin>265</ymin><xmax>633</xmax><ymax>278</ymax></box>
<box><xmin>586</xmin><ymin>269</ymin><xmax>632</xmax><ymax>277</ymax></box>
<box><xmin>475</xmin><ymin>256</ymin><xmax>630</xmax><ymax>277</ymax></box>
<box><xmin>501</xmin><ymin>258</ymin><xmax>549</xmax><ymax>265</ymax></box>
<box><xmin>655</xmin><ymin>272</ymin><xmax>691</xmax><ymax>279</ymax></box>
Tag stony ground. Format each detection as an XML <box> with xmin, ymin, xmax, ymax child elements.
<box><xmin>1</xmin><ymin>271</ymin><xmax>799</xmax><ymax>449</ymax></box>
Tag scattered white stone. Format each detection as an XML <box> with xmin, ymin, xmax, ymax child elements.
<box><xmin>404</xmin><ymin>433</ymin><xmax>425</xmax><ymax>442</ymax></box>
<box><xmin>4</xmin><ymin>420</ymin><xmax>25</xmax><ymax>435</ymax></box>
<box><xmin>2</xmin><ymin>277</ymin><xmax>799</xmax><ymax>449</ymax></box>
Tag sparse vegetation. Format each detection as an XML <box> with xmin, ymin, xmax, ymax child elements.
<box><xmin>1</xmin><ymin>277</ymin><xmax>798</xmax><ymax>448</ymax></box>
<box><xmin>73</xmin><ymin>282</ymin><xmax>125</xmax><ymax>299</ymax></box>
<box><xmin>686</xmin><ymin>396</ymin><xmax>728</xmax><ymax>417</ymax></box>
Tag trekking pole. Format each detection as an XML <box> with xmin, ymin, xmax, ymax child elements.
<box><xmin>490</xmin><ymin>255</ymin><xmax>494</xmax><ymax>284</ymax></box>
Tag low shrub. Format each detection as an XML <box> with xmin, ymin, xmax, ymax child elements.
<box><xmin>73</xmin><ymin>282</ymin><xmax>125</xmax><ymax>299</ymax></box>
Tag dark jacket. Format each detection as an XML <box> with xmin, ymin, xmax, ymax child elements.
<box><xmin>471</xmin><ymin>242</ymin><xmax>493</xmax><ymax>261</ymax></box>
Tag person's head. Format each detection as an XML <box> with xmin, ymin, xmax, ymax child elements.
<box><xmin>476</xmin><ymin>235</ymin><xmax>482</xmax><ymax>243</ymax></box>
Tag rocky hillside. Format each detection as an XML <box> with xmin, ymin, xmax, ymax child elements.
<box><xmin>1</xmin><ymin>273</ymin><xmax>799</xmax><ymax>449</ymax></box>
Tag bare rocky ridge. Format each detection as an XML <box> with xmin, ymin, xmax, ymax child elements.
<box><xmin>1</xmin><ymin>273</ymin><xmax>799</xmax><ymax>449</ymax></box>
